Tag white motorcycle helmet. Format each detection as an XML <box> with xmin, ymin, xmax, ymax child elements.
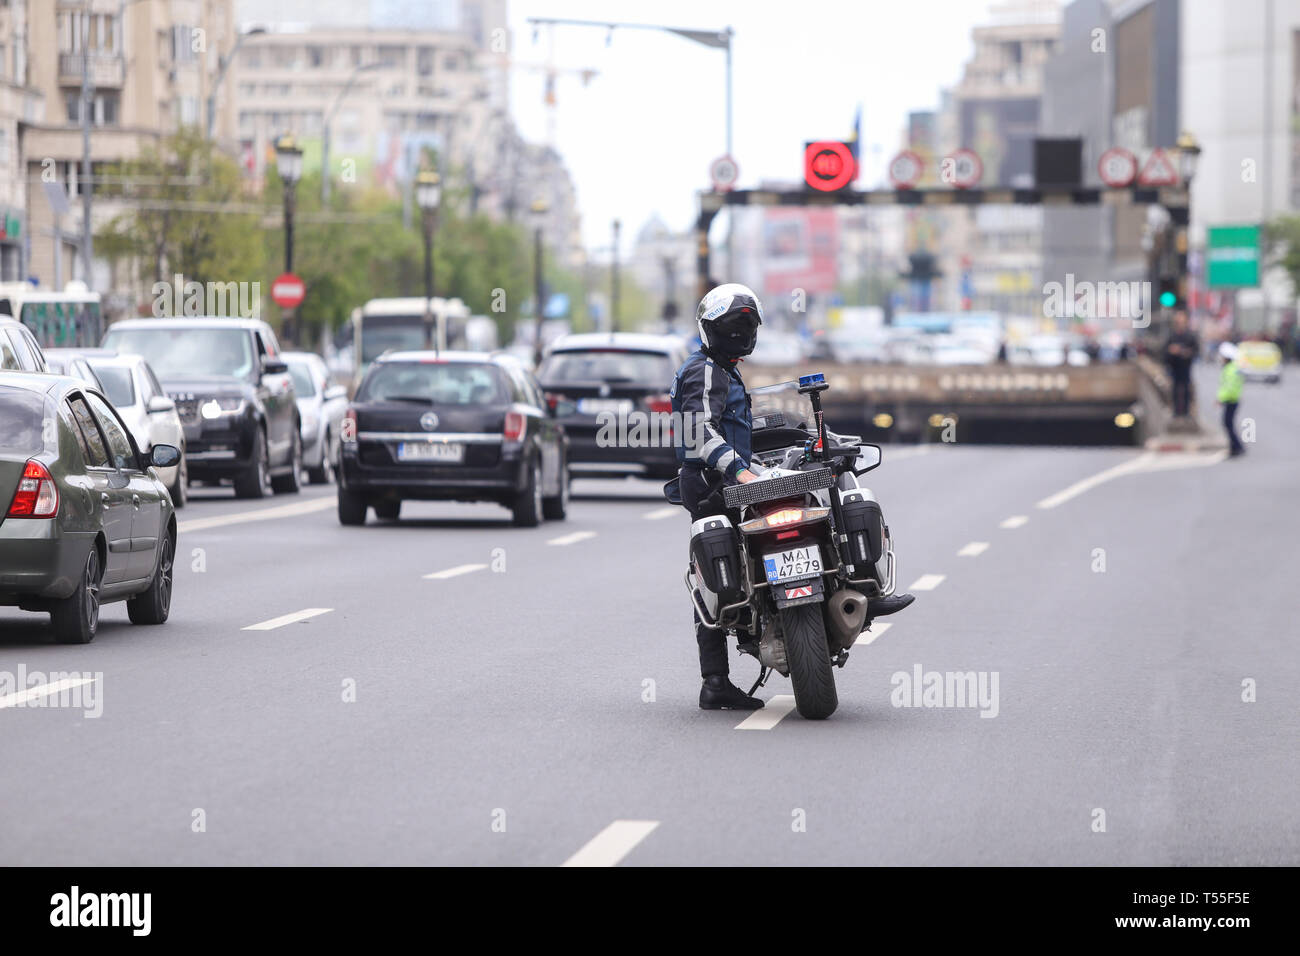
<box><xmin>696</xmin><ymin>283</ymin><xmax>764</xmax><ymax>360</ymax></box>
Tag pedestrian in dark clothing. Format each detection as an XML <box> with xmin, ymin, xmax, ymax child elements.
<box><xmin>1163</xmin><ymin>310</ymin><xmax>1199</xmax><ymax>417</ymax></box>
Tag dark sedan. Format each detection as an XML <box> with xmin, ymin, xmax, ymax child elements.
<box><xmin>0</xmin><ymin>374</ymin><xmax>178</xmax><ymax>642</ymax></box>
<box><xmin>338</xmin><ymin>351</ymin><xmax>569</xmax><ymax>527</ymax></box>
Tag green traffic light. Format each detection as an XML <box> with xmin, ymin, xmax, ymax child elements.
<box><xmin>1159</xmin><ymin>291</ymin><xmax>1177</xmax><ymax>308</ymax></box>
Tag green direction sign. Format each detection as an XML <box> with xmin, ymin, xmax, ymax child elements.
<box><xmin>1206</xmin><ymin>224</ymin><xmax>1260</xmax><ymax>289</ymax></box>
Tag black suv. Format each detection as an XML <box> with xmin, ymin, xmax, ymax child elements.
<box><xmin>338</xmin><ymin>351</ymin><xmax>569</xmax><ymax>526</ymax></box>
<box><xmin>537</xmin><ymin>332</ymin><xmax>687</xmax><ymax>480</ymax></box>
<box><xmin>101</xmin><ymin>317</ymin><xmax>301</xmax><ymax>498</ymax></box>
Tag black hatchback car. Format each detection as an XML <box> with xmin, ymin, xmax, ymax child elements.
<box><xmin>101</xmin><ymin>317</ymin><xmax>301</xmax><ymax>499</ymax></box>
<box><xmin>338</xmin><ymin>351</ymin><xmax>569</xmax><ymax>526</ymax></box>
<box><xmin>0</xmin><ymin>373</ymin><xmax>179</xmax><ymax>643</ymax></box>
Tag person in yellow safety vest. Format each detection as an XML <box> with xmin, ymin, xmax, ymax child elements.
<box><xmin>1217</xmin><ymin>342</ymin><xmax>1246</xmax><ymax>457</ymax></box>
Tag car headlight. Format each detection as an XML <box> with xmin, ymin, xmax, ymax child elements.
<box><xmin>201</xmin><ymin>397</ymin><xmax>246</xmax><ymax>419</ymax></box>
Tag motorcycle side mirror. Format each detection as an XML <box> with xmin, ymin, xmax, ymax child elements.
<box><xmin>853</xmin><ymin>444</ymin><xmax>882</xmax><ymax>475</ymax></box>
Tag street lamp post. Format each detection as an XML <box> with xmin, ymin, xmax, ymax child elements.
<box><xmin>530</xmin><ymin>198</ymin><xmax>549</xmax><ymax>366</ymax></box>
<box><xmin>1176</xmin><ymin>130</ymin><xmax>1203</xmax><ymax>324</ymax></box>
<box><xmin>611</xmin><ymin>219</ymin><xmax>621</xmax><ymax>334</ymax></box>
<box><xmin>206</xmin><ymin>27</ymin><xmax>266</xmax><ymax>141</ymax></box>
<box><xmin>322</xmin><ymin>62</ymin><xmax>382</xmax><ymax>205</ymax></box>
<box><xmin>275</xmin><ymin>135</ymin><xmax>304</xmax><ymax>344</ymax></box>
<box><xmin>416</xmin><ymin>170</ymin><xmax>443</xmax><ymax>352</ymax></box>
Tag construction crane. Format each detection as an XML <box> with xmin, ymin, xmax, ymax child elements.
<box><xmin>491</xmin><ymin>54</ymin><xmax>598</xmax><ymax>148</ymax></box>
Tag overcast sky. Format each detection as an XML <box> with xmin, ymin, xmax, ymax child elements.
<box><xmin>506</xmin><ymin>0</ymin><xmax>993</xmax><ymax>253</ymax></box>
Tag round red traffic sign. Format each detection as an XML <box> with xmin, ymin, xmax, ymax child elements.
<box><xmin>271</xmin><ymin>273</ymin><xmax>305</xmax><ymax>309</ymax></box>
<box><xmin>1098</xmin><ymin>147</ymin><xmax>1138</xmax><ymax>187</ymax></box>
<box><xmin>945</xmin><ymin>149</ymin><xmax>983</xmax><ymax>189</ymax></box>
<box><xmin>710</xmin><ymin>155</ymin><xmax>739</xmax><ymax>192</ymax></box>
<box><xmin>804</xmin><ymin>141</ymin><xmax>856</xmax><ymax>192</ymax></box>
<box><xmin>888</xmin><ymin>150</ymin><xmax>924</xmax><ymax>189</ymax></box>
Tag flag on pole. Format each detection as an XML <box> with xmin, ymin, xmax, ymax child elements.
<box><xmin>849</xmin><ymin>105</ymin><xmax>862</xmax><ymax>179</ymax></box>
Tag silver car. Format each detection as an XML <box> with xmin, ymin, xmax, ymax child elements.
<box><xmin>283</xmin><ymin>351</ymin><xmax>348</xmax><ymax>484</ymax></box>
<box><xmin>83</xmin><ymin>352</ymin><xmax>189</xmax><ymax>507</ymax></box>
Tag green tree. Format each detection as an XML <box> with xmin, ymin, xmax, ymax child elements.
<box><xmin>96</xmin><ymin>129</ymin><xmax>265</xmax><ymax>308</ymax></box>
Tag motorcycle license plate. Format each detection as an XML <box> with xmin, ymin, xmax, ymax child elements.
<box><xmin>397</xmin><ymin>442</ymin><xmax>464</xmax><ymax>463</ymax></box>
<box><xmin>763</xmin><ymin>545</ymin><xmax>822</xmax><ymax>584</ymax></box>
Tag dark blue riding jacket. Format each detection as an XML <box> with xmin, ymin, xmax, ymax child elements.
<box><xmin>669</xmin><ymin>349</ymin><xmax>751</xmax><ymax>479</ymax></box>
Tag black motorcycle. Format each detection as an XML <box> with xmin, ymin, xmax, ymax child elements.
<box><xmin>684</xmin><ymin>373</ymin><xmax>896</xmax><ymax>719</ymax></box>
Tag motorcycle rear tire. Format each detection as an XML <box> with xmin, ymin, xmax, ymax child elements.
<box><xmin>780</xmin><ymin>603</ymin><xmax>839</xmax><ymax>719</ymax></box>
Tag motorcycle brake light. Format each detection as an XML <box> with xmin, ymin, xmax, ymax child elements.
<box><xmin>775</xmin><ymin>529</ymin><xmax>800</xmax><ymax>541</ymax></box>
<box><xmin>765</xmin><ymin>508</ymin><xmax>806</xmax><ymax>527</ymax></box>
<box><xmin>7</xmin><ymin>460</ymin><xmax>59</xmax><ymax>518</ymax></box>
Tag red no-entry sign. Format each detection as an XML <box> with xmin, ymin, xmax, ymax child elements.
<box><xmin>271</xmin><ymin>273</ymin><xmax>305</xmax><ymax>309</ymax></box>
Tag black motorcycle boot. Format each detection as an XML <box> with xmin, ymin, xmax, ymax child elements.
<box><xmin>699</xmin><ymin>675</ymin><xmax>765</xmax><ymax>711</ymax></box>
<box><xmin>867</xmin><ymin>592</ymin><xmax>915</xmax><ymax>617</ymax></box>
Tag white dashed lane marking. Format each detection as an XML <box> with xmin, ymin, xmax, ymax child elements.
<box><xmin>957</xmin><ymin>541</ymin><xmax>989</xmax><ymax>557</ymax></box>
<box><xmin>0</xmin><ymin>676</ymin><xmax>98</xmax><ymax>710</ymax></box>
<box><xmin>1000</xmin><ymin>515</ymin><xmax>1029</xmax><ymax>529</ymax></box>
<box><xmin>643</xmin><ymin>507</ymin><xmax>679</xmax><ymax>520</ymax></box>
<box><xmin>561</xmin><ymin>820</ymin><xmax>660</xmax><ymax>867</ymax></box>
<box><xmin>423</xmin><ymin>563</ymin><xmax>487</xmax><ymax>580</ymax></box>
<box><xmin>178</xmin><ymin>495</ymin><xmax>335</xmax><ymax>533</ymax></box>
<box><xmin>548</xmin><ymin>531</ymin><xmax>597</xmax><ymax>546</ymax></box>
<box><xmin>908</xmin><ymin>574</ymin><xmax>946</xmax><ymax>591</ymax></box>
<box><xmin>734</xmin><ymin>694</ymin><xmax>797</xmax><ymax>730</ymax></box>
<box><xmin>1035</xmin><ymin>450</ymin><xmax>1225</xmax><ymax>510</ymax></box>
<box><xmin>855</xmin><ymin>621</ymin><xmax>892</xmax><ymax>646</ymax></box>
<box><xmin>242</xmin><ymin>608</ymin><xmax>334</xmax><ymax>631</ymax></box>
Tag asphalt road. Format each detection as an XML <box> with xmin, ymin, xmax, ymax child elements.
<box><xmin>1</xmin><ymin>366</ymin><xmax>1296</xmax><ymax>865</ymax></box>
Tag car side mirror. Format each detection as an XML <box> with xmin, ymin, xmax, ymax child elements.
<box><xmin>325</xmin><ymin>384</ymin><xmax>348</xmax><ymax>400</ymax></box>
<box><xmin>261</xmin><ymin>357</ymin><xmax>289</xmax><ymax>376</ymax></box>
<box><xmin>853</xmin><ymin>444</ymin><xmax>882</xmax><ymax>475</ymax></box>
<box><xmin>150</xmin><ymin>443</ymin><xmax>181</xmax><ymax>469</ymax></box>
<box><xmin>147</xmin><ymin>395</ymin><xmax>176</xmax><ymax>414</ymax></box>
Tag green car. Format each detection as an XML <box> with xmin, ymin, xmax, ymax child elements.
<box><xmin>0</xmin><ymin>372</ymin><xmax>179</xmax><ymax>643</ymax></box>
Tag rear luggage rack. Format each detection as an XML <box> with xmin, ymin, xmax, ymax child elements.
<box><xmin>723</xmin><ymin>466</ymin><xmax>834</xmax><ymax>509</ymax></box>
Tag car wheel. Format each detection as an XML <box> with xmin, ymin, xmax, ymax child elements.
<box><xmin>51</xmin><ymin>545</ymin><xmax>102</xmax><ymax>644</ymax></box>
<box><xmin>234</xmin><ymin>429</ymin><xmax>272</xmax><ymax>499</ymax></box>
<box><xmin>308</xmin><ymin>430</ymin><xmax>336</xmax><ymax>484</ymax></box>
<box><xmin>338</xmin><ymin>486</ymin><xmax>367</xmax><ymax>526</ymax></box>
<box><xmin>542</xmin><ymin>457</ymin><xmax>569</xmax><ymax>521</ymax></box>
<box><xmin>168</xmin><ymin>452</ymin><xmax>188</xmax><ymax>508</ymax></box>
<box><xmin>373</xmin><ymin>499</ymin><xmax>401</xmax><ymax>521</ymax></box>
<box><xmin>127</xmin><ymin>529</ymin><xmax>174</xmax><ymax>625</ymax></box>
<box><xmin>512</xmin><ymin>459</ymin><xmax>543</xmax><ymax>527</ymax></box>
<box><xmin>271</xmin><ymin>428</ymin><xmax>303</xmax><ymax>494</ymax></box>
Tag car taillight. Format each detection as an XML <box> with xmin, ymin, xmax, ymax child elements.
<box><xmin>7</xmin><ymin>460</ymin><xmax>59</xmax><ymax>518</ymax></box>
<box><xmin>504</xmin><ymin>410</ymin><xmax>526</xmax><ymax>442</ymax></box>
<box><xmin>644</xmin><ymin>393</ymin><xmax>673</xmax><ymax>414</ymax></box>
<box><xmin>341</xmin><ymin>407</ymin><xmax>358</xmax><ymax>444</ymax></box>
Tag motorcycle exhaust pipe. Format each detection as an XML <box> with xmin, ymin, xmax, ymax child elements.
<box><xmin>826</xmin><ymin>588</ymin><xmax>869</xmax><ymax>647</ymax></box>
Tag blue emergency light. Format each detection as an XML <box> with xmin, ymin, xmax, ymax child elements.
<box><xmin>798</xmin><ymin>373</ymin><xmax>825</xmax><ymax>388</ymax></box>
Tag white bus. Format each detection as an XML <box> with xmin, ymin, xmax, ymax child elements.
<box><xmin>337</xmin><ymin>296</ymin><xmax>472</xmax><ymax>388</ymax></box>
<box><xmin>0</xmin><ymin>281</ymin><xmax>104</xmax><ymax>350</ymax></box>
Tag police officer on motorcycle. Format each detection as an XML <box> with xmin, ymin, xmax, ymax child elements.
<box><xmin>670</xmin><ymin>283</ymin><xmax>914</xmax><ymax>710</ymax></box>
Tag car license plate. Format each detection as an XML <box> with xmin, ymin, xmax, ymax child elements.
<box><xmin>397</xmin><ymin>442</ymin><xmax>464</xmax><ymax>463</ymax></box>
<box><xmin>763</xmin><ymin>545</ymin><xmax>823</xmax><ymax>584</ymax></box>
<box><xmin>577</xmin><ymin>398</ymin><xmax>633</xmax><ymax>416</ymax></box>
